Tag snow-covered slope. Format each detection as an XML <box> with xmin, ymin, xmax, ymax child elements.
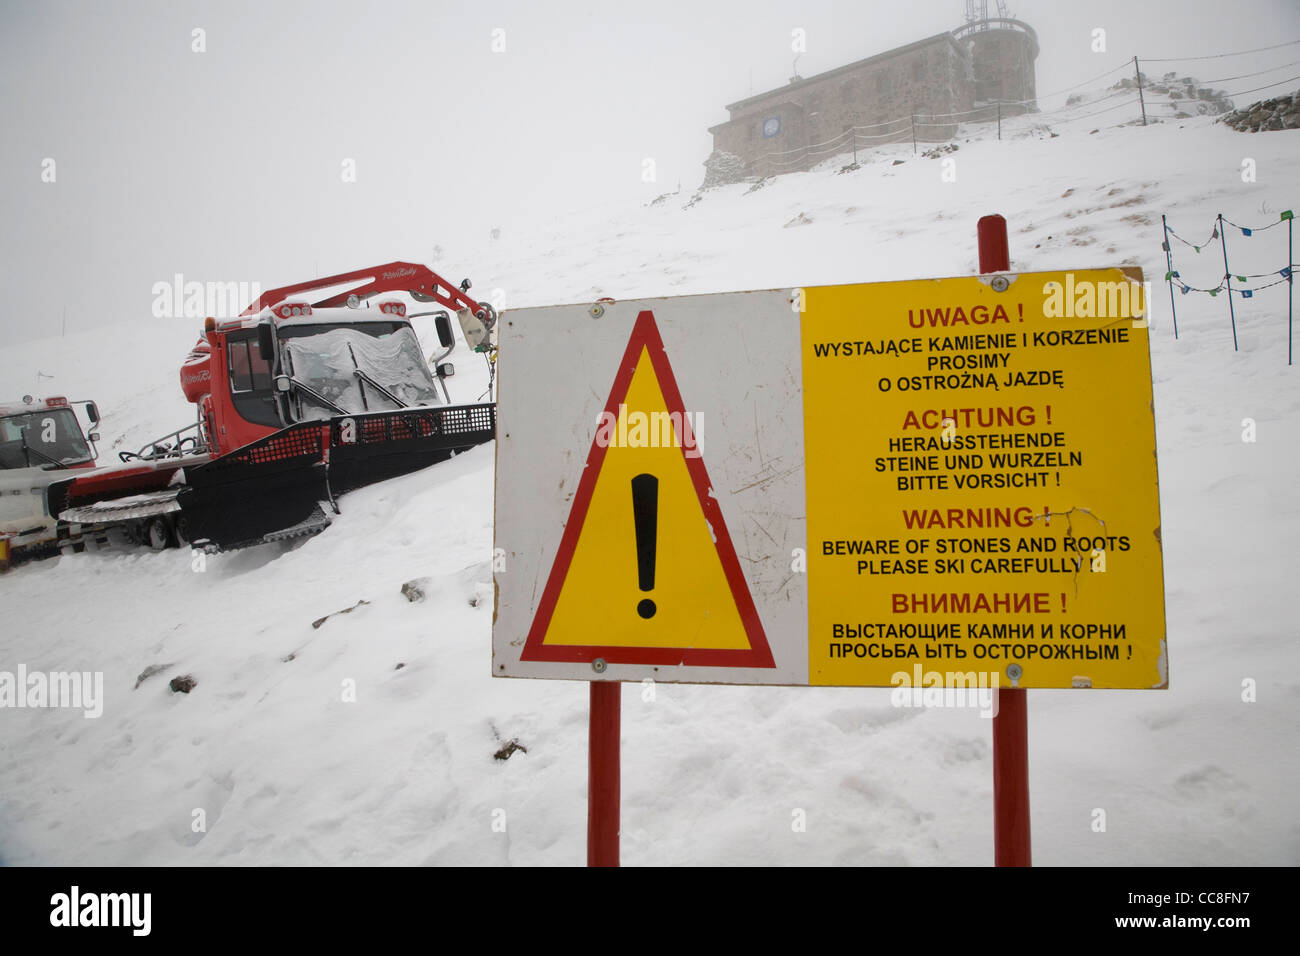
<box><xmin>2</xmin><ymin>106</ymin><xmax>1298</xmax><ymax>865</ymax></box>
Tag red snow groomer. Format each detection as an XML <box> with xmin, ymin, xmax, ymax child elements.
<box><xmin>50</xmin><ymin>262</ymin><xmax>498</xmax><ymax>552</ymax></box>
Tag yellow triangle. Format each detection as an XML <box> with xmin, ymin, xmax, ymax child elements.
<box><xmin>543</xmin><ymin>346</ymin><xmax>751</xmax><ymax>650</ymax></box>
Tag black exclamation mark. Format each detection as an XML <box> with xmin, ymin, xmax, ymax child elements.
<box><xmin>632</xmin><ymin>473</ymin><xmax>658</xmax><ymax>619</ymax></box>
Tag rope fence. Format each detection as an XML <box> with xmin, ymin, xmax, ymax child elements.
<box><xmin>1161</xmin><ymin>211</ymin><xmax>1296</xmax><ymax>364</ymax></box>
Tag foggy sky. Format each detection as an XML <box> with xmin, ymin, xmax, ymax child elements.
<box><xmin>3</xmin><ymin>0</ymin><xmax>1298</xmax><ymax>345</ymax></box>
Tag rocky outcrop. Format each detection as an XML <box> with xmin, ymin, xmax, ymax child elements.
<box><xmin>700</xmin><ymin>149</ymin><xmax>749</xmax><ymax>189</ymax></box>
<box><xmin>1108</xmin><ymin>72</ymin><xmax>1233</xmax><ymax>116</ymax></box>
<box><xmin>1221</xmin><ymin>91</ymin><xmax>1300</xmax><ymax>132</ymax></box>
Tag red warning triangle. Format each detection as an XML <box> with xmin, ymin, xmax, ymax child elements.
<box><xmin>520</xmin><ymin>310</ymin><xmax>775</xmax><ymax>668</ymax></box>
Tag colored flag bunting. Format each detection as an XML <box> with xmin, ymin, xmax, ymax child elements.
<box><xmin>1162</xmin><ymin>211</ymin><xmax>1294</xmax><ymax>365</ymax></box>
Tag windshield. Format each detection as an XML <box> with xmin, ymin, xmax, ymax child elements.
<box><xmin>281</xmin><ymin>324</ymin><xmax>441</xmax><ymax>420</ymax></box>
<box><xmin>0</xmin><ymin>408</ymin><xmax>91</xmax><ymax>469</ymax></box>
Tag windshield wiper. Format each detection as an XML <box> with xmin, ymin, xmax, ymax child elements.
<box><xmin>345</xmin><ymin>341</ymin><xmax>408</xmax><ymax>410</ymax></box>
<box><xmin>19</xmin><ymin>429</ymin><xmax>65</xmax><ymax>469</ymax></box>
<box><xmin>287</xmin><ymin>379</ymin><xmax>347</xmax><ymax>415</ymax></box>
<box><xmin>350</xmin><ymin>368</ymin><xmax>408</xmax><ymax>409</ymax></box>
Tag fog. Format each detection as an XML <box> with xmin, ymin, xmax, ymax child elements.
<box><xmin>2</xmin><ymin>0</ymin><xmax>1297</xmax><ymax>345</ymax></box>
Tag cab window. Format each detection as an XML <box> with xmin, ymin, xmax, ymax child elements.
<box><xmin>226</xmin><ymin>334</ymin><xmax>279</xmax><ymax>427</ymax></box>
<box><xmin>228</xmin><ymin>340</ymin><xmax>272</xmax><ymax>392</ymax></box>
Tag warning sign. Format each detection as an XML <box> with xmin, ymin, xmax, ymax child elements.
<box><xmin>493</xmin><ymin>269</ymin><xmax>1166</xmax><ymax>689</ymax></box>
<box><xmin>520</xmin><ymin>311</ymin><xmax>774</xmax><ymax>668</ymax></box>
<box><xmin>802</xmin><ymin>270</ymin><xmax>1165</xmax><ymax>689</ymax></box>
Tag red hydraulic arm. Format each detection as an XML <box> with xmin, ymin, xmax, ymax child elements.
<box><xmin>240</xmin><ymin>261</ymin><xmax>491</xmax><ymax>319</ymax></box>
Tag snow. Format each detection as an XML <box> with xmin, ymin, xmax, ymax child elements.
<box><xmin>284</xmin><ymin>325</ymin><xmax>442</xmax><ymax>417</ymax></box>
<box><xmin>76</xmin><ymin>490</ymin><xmax>179</xmax><ymax>511</ymax></box>
<box><xmin>2</xmin><ymin>106</ymin><xmax>1299</xmax><ymax>865</ymax></box>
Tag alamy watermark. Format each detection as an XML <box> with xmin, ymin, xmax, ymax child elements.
<box><xmin>890</xmin><ymin>664</ymin><xmax>1000</xmax><ymax>718</ymax></box>
<box><xmin>151</xmin><ymin>274</ymin><xmax>261</xmax><ymax>319</ymax></box>
<box><xmin>0</xmin><ymin>666</ymin><xmax>103</xmax><ymax>718</ymax></box>
<box><xmin>594</xmin><ymin>404</ymin><xmax>704</xmax><ymax>458</ymax></box>
<box><xmin>1042</xmin><ymin>274</ymin><xmax>1151</xmax><ymax>325</ymax></box>
<box><xmin>50</xmin><ymin>886</ymin><xmax>150</xmax><ymax>936</ymax></box>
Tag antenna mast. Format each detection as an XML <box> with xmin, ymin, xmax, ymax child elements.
<box><xmin>964</xmin><ymin>0</ymin><xmax>1010</xmax><ymax>27</ymax></box>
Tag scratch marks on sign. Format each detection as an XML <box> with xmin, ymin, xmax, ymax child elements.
<box><xmin>732</xmin><ymin>463</ymin><xmax>801</xmax><ymax>495</ymax></box>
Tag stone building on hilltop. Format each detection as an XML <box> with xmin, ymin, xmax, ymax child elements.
<box><xmin>705</xmin><ymin>17</ymin><xmax>1038</xmax><ymax>181</ymax></box>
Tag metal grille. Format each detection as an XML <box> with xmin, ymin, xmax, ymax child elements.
<box><xmin>189</xmin><ymin>425</ymin><xmax>326</xmax><ymax>485</ymax></box>
<box><xmin>332</xmin><ymin>404</ymin><xmax>495</xmax><ymax>447</ymax></box>
<box><xmin>232</xmin><ymin>425</ymin><xmax>325</xmax><ymax>464</ymax></box>
<box><xmin>439</xmin><ymin>403</ymin><xmax>496</xmax><ymax>435</ymax></box>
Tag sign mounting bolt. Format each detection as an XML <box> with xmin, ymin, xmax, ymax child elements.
<box><xmin>990</xmin><ymin>275</ymin><xmax>1010</xmax><ymax>292</ymax></box>
<box><xmin>591</xmin><ymin>658</ymin><xmax>607</xmax><ymax>674</ymax></box>
<box><xmin>1006</xmin><ymin>663</ymin><xmax>1023</xmax><ymax>685</ymax></box>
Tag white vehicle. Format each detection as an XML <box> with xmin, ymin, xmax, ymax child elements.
<box><xmin>0</xmin><ymin>395</ymin><xmax>101</xmax><ymax>566</ymax></box>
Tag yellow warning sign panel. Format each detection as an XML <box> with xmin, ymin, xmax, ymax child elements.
<box><xmin>802</xmin><ymin>270</ymin><xmax>1166</xmax><ymax>689</ymax></box>
<box><xmin>519</xmin><ymin>310</ymin><xmax>774</xmax><ymax>669</ymax></box>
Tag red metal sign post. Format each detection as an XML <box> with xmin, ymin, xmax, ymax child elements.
<box><xmin>978</xmin><ymin>213</ymin><xmax>1033</xmax><ymax>867</ymax></box>
<box><xmin>587</xmin><ymin>680</ymin><xmax>621</xmax><ymax>866</ymax></box>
